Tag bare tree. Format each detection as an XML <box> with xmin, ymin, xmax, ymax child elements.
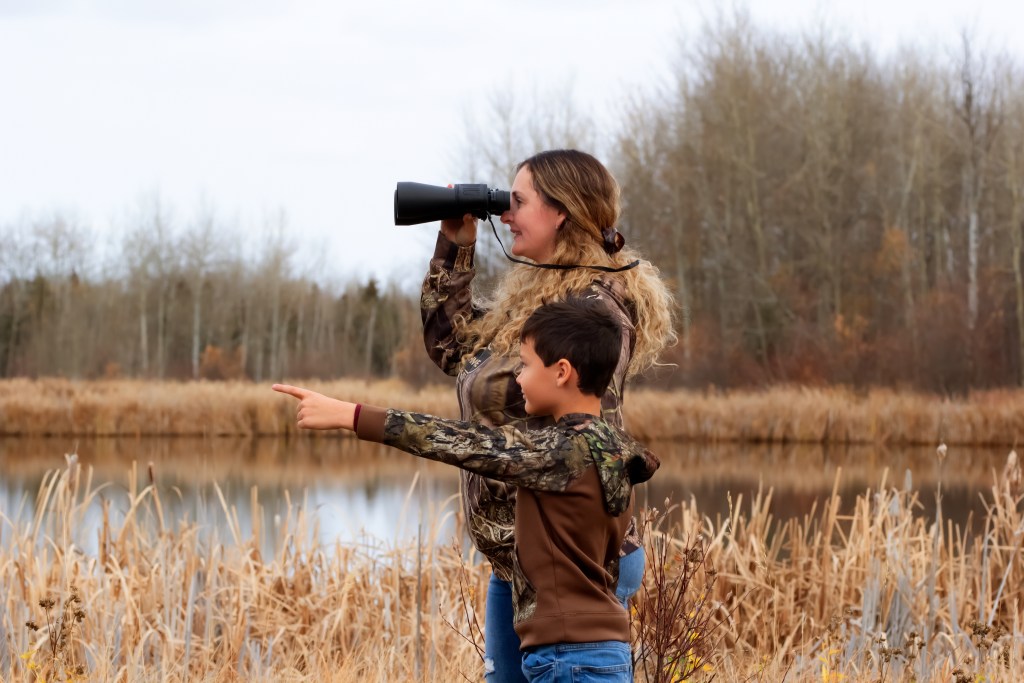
<box><xmin>953</xmin><ymin>33</ymin><xmax>1004</xmax><ymax>380</ymax></box>
<box><xmin>182</xmin><ymin>200</ymin><xmax>226</xmax><ymax>379</ymax></box>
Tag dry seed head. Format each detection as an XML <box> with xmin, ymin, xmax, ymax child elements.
<box><xmin>25</xmin><ymin>620</ymin><xmax>39</xmax><ymax>631</ymax></box>
<box><xmin>969</xmin><ymin>620</ymin><xmax>990</xmax><ymax>637</ymax></box>
<box><xmin>1003</xmin><ymin>450</ymin><xmax>1021</xmax><ymax>495</ymax></box>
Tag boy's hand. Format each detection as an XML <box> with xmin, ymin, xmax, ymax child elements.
<box><xmin>272</xmin><ymin>384</ymin><xmax>356</xmax><ymax>431</ymax></box>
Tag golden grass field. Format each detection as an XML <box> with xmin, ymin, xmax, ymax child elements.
<box><xmin>2</xmin><ymin>378</ymin><xmax>1024</xmax><ymax>445</ymax></box>
<box><xmin>3</xmin><ymin>379</ymin><xmax>1023</xmax><ymax>680</ymax></box>
<box><xmin>2</xmin><ymin>452</ymin><xmax>1022</xmax><ymax>682</ymax></box>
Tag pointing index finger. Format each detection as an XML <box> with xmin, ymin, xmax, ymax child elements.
<box><xmin>272</xmin><ymin>383</ymin><xmax>308</xmax><ymax>399</ymax></box>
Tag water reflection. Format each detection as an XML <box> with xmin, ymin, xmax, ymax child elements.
<box><xmin>0</xmin><ymin>436</ymin><xmax>1009</xmax><ymax>556</ymax></box>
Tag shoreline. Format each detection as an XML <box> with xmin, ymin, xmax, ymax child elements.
<box><xmin>1</xmin><ymin>377</ymin><xmax>1022</xmax><ymax>445</ymax></box>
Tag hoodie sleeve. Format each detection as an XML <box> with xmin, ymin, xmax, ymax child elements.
<box><xmin>420</xmin><ymin>232</ymin><xmax>487</xmax><ymax>376</ymax></box>
<box><xmin>357</xmin><ymin>406</ymin><xmax>593</xmax><ymax>492</ymax></box>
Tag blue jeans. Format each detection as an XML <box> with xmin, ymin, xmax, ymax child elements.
<box><xmin>521</xmin><ymin>640</ymin><xmax>632</xmax><ymax>682</ymax></box>
<box><xmin>484</xmin><ymin>548</ymin><xmax>644</xmax><ymax>683</ymax></box>
<box><xmin>615</xmin><ymin>546</ymin><xmax>645</xmax><ymax>609</ymax></box>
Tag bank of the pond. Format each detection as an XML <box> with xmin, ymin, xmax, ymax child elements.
<box><xmin>1</xmin><ymin>378</ymin><xmax>1023</xmax><ymax>445</ymax></box>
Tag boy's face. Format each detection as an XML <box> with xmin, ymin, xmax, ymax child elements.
<box><xmin>516</xmin><ymin>338</ymin><xmax>563</xmax><ymax>416</ymax></box>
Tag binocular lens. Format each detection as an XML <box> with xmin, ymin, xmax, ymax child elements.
<box><xmin>394</xmin><ymin>182</ymin><xmax>511</xmax><ymax>226</ymax></box>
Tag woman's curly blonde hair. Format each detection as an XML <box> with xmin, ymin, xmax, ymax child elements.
<box><xmin>461</xmin><ymin>149</ymin><xmax>677</xmax><ymax>377</ymax></box>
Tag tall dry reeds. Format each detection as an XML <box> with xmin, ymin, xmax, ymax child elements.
<box><xmin>2</xmin><ymin>451</ymin><xmax>1023</xmax><ymax>681</ymax></box>
<box><xmin>2</xmin><ymin>379</ymin><xmax>1024</xmax><ymax>445</ymax></box>
<box><xmin>2</xmin><ymin>455</ymin><xmax>487</xmax><ymax>682</ymax></box>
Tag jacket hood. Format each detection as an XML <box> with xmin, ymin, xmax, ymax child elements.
<box><xmin>570</xmin><ymin>417</ymin><xmax>660</xmax><ymax>516</ymax></box>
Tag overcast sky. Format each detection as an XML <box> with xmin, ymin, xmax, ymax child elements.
<box><xmin>1</xmin><ymin>0</ymin><xmax>1020</xmax><ymax>289</ymax></box>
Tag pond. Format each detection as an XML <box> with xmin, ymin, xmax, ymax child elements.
<box><xmin>0</xmin><ymin>436</ymin><xmax>1010</xmax><ymax>557</ymax></box>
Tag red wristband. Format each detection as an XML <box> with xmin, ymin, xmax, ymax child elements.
<box><xmin>353</xmin><ymin>403</ymin><xmax>362</xmax><ymax>431</ymax></box>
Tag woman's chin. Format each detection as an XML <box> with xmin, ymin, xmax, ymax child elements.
<box><xmin>510</xmin><ymin>244</ymin><xmax>536</xmax><ymax>261</ymax></box>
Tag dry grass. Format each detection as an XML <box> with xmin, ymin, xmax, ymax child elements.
<box><xmin>2</xmin><ymin>458</ymin><xmax>486</xmax><ymax>682</ymax></box>
<box><xmin>2</xmin><ymin>452</ymin><xmax>1022</xmax><ymax>681</ymax></box>
<box><xmin>0</xmin><ymin>378</ymin><xmax>458</xmax><ymax>439</ymax></box>
<box><xmin>2</xmin><ymin>379</ymin><xmax>1024</xmax><ymax>445</ymax></box>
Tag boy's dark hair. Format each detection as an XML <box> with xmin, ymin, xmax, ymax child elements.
<box><xmin>520</xmin><ymin>297</ymin><xmax>622</xmax><ymax>397</ymax></box>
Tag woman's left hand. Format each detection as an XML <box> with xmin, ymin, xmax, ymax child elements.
<box><xmin>272</xmin><ymin>384</ymin><xmax>356</xmax><ymax>430</ymax></box>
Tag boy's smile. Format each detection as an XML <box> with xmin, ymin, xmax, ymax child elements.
<box><xmin>515</xmin><ymin>338</ymin><xmax>562</xmax><ymax>417</ymax></box>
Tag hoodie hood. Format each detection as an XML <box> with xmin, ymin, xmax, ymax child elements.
<box><xmin>568</xmin><ymin>416</ymin><xmax>660</xmax><ymax>516</ymax></box>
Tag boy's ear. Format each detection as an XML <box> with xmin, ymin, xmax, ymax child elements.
<box><xmin>554</xmin><ymin>358</ymin><xmax>573</xmax><ymax>387</ymax></box>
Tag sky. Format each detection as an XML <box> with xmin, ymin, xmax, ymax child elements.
<box><xmin>1</xmin><ymin>0</ymin><xmax>1021</xmax><ymax>289</ymax></box>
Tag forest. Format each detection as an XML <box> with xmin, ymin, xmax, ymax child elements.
<box><xmin>3</xmin><ymin>19</ymin><xmax>1023</xmax><ymax>393</ymax></box>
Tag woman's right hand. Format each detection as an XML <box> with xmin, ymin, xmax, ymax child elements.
<box><xmin>440</xmin><ymin>213</ymin><xmax>478</xmax><ymax>247</ymax></box>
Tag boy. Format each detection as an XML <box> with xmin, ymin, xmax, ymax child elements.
<box><xmin>272</xmin><ymin>297</ymin><xmax>659</xmax><ymax>682</ymax></box>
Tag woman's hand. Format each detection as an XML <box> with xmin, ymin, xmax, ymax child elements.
<box><xmin>272</xmin><ymin>384</ymin><xmax>356</xmax><ymax>430</ymax></box>
<box><xmin>440</xmin><ymin>212</ymin><xmax>477</xmax><ymax>247</ymax></box>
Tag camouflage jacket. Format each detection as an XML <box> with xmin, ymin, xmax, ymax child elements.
<box><xmin>354</xmin><ymin>407</ymin><xmax>660</xmax><ymax>646</ymax></box>
<box><xmin>420</xmin><ymin>232</ymin><xmax>639</xmax><ymax>581</ymax></box>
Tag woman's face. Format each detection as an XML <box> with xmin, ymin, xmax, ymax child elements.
<box><xmin>500</xmin><ymin>165</ymin><xmax>565</xmax><ymax>264</ymax></box>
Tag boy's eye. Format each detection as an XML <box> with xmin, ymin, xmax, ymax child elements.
<box><xmin>513</xmin><ymin>362</ymin><xmax>524</xmax><ymax>377</ymax></box>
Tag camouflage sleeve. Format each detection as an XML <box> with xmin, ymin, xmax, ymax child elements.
<box><xmin>420</xmin><ymin>232</ymin><xmax>486</xmax><ymax>376</ymax></box>
<box><xmin>378</xmin><ymin>409</ymin><xmax>592</xmax><ymax>492</ymax></box>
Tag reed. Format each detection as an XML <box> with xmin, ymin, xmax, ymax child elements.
<box><xmin>2</xmin><ymin>452</ymin><xmax>1022</xmax><ymax>681</ymax></box>
<box><xmin>3</xmin><ymin>379</ymin><xmax>1024</xmax><ymax>445</ymax></box>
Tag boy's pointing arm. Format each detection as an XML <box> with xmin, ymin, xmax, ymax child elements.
<box><xmin>271</xmin><ymin>384</ymin><xmax>582</xmax><ymax>491</ymax></box>
<box><xmin>356</xmin><ymin>406</ymin><xmax>584</xmax><ymax>492</ymax></box>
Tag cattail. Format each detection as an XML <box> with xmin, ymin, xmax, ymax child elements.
<box><xmin>1002</xmin><ymin>450</ymin><xmax>1021</xmax><ymax>496</ymax></box>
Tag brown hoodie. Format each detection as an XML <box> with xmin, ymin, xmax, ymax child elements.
<box><xmin>355</xmin><ymin>407</ymin><xmax>659</xmax><ymax>648</ymax></box>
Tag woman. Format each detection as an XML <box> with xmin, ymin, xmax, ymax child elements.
<box><xmin>422</xmin><ymin>149</ymin><xmax>675</xmax><ymax>682</ymax></box>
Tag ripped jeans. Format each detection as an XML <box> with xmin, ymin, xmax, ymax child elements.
<box><xmin>483</xmin><ymin>547</ymin><xmax>644</xmax><ymax>683</ymax></box>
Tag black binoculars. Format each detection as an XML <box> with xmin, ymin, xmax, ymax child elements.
<box><xmin>394</xmin><ymin>182</ymin><xmax>511</xmax><ymax>226</ymax></box>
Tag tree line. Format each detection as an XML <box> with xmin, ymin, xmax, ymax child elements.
<box><xmin>5</xmin><ymin>16</ymin><xmax>1024</xmax><ymax>392</ymax></box>
<box><xmin>610</xmin><ymin>18</ymin><xmax>1024</xmax><ymax>392</ymax></box>
<box><xmin>0</xmin><ymin>203</ymin><xmax>421</xmax><ymax>384</ymax></box>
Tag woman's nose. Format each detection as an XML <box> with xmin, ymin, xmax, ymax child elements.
<box><xmin>500</xmin><ymin>208</ymin><xmax>512</xmax><ymax>224</ymax></box>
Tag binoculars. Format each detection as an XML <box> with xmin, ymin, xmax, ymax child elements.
<box><xmin>394</xmin><ymin>182</ymin><xmax>511</xmax><ymax>226</ymax></box>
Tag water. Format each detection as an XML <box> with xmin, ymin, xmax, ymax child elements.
<box><xmin>0</xmin><ymin>436</ymin><xmax>1011</xmax><ymax>557</ymax></box>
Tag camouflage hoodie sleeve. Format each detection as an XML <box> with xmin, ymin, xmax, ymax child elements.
<box><xmin>421</xmin><ymin>232</ymin><xmax>486</xmax><ymax>376</ymax></box>
<box><xmin>355</xmin><ymin>406</ymin><xmax>592</xmax><ymax>492</ymax></box>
